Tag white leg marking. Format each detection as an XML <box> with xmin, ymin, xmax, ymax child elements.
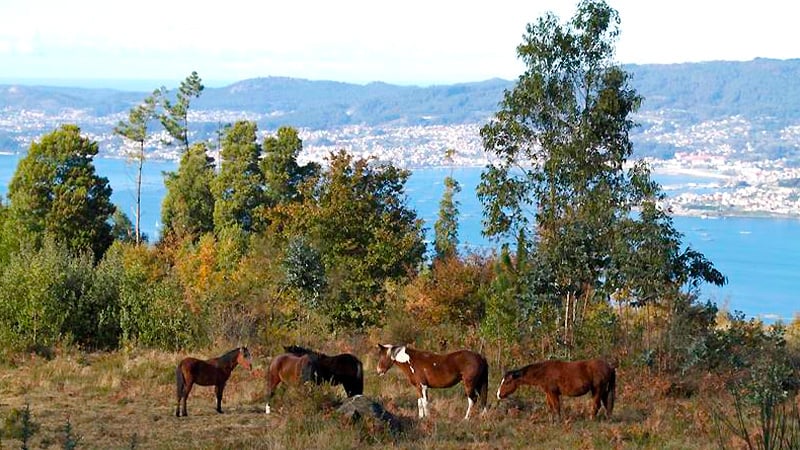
<box><xmin>422</xmin><ymin>385</ymin><xmax>430</xmax><ymax>417</ymax></box>
<box><xmin>417</xmin><ymin>397</ymin><xmax>425</xmax><ymax>418</ymax></box>
<box><xmin>497</xmin><ymin>379</ymin><xmax>504</xmax><ymax>400</ymax></box>
<box><xmin>265</xmin><ymin>403</ymin><xmax>271</xmax><ymax>414</ymax></box>
<box><xmin>465</xmin><ymin>397</ymin><xmax>474</xmax><ymax>420</ymax></box>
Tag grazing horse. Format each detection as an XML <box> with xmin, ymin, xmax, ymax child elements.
<box><xmin>376</xmin><ymin>344</ymin><xmax>489</xmax><ymax>419</ymax></box>
<box><xmin>283</xmin><ymin>345</ymin><xmax>364</xmax><ymax>397</ymax></box>
<box><xmin>175</xmin><ymin>347</ymin><xmax>252</xmax><ymax>417</ymax></box>
<box><xmin>264</xmin><ymin>352</ymin><xmax>316</xmax><ymax>414</ymax></box>
<box><xmin>496</xmin><ymin>358</ymin><xmax>615</xmax><ymax>421</ymax></box>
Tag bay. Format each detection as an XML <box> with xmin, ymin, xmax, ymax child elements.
<box><xmin>1</xmin><ymin>154</ymin><xmax>797</xmax><ymax>323</ymax></box>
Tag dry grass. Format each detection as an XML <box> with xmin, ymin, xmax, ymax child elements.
<box><xmin>0</xmin><ymin>347</ymin><xmax>725</xmax><ymax>449</ymax></box>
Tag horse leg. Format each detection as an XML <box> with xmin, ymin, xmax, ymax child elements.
<box><xmin>592</xmin><ymin>389</ymin><xmax>602</xmax><ymax>419</ymax></box>
<box><xmin>415</xmin><ymin>385</ymin><xmax>428</xmax><ymax>419</ymax></box>
<box><xmin>463</xmin><ymin>381</ymin><xmax>477</xmax><ymax>420</ymax></box>
<box><xmin>545</xmin><ymin>391</ymin><xmax>560</xmax><ymax>422</ymax></box>
<box><xmin>215</xmin><ymin>384</ymin><xmax>224</xmax><ymax>413</ymax></box>
<box><xmin>182</xmin><ymin>381</ymin><xmax>194</xmax><ymax>417</ymax></box>
<box><xmin>265</xmin><ymin>377</ymin><xmax>279</xmax><ymax>414</ymax></box>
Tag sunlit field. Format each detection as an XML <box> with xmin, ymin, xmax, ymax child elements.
<box><xmin>0</xmin><ymin>341</ymin><xmax>773</xmax><ymax>450</ymax></box>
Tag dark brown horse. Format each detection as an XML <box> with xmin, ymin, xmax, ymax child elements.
<box><xmin>283</xmin><ymin>345</ymin><xmax>364</xmax><ymax>397</ymax></box>
<box><xmin>175</xmin><ymin>347</ymin><xmax>252</xmax><ymax>417</ymax></box>
<box><xmin>496</xmin><ymin>358</ymin><xmax>615</xmax><ymax>421</ymax></box>
<box><xmin>376</xmin><ymin>344</ymin><xmax>489</xmax><ymax>419</ymax></box>
<box><xmin>264</xmin><ymin>352</ymin><xmax>316</xmax><ymax>414</ymax></box>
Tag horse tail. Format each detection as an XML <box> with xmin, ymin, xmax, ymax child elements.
<box><xmin>354</xmin><ymin>359</ymin><xmax>364</xmax><ymax>396</ymax></box>
<box><xmin>478</xmin><ymin>357</ymin><xmax>489</xmax><ymax>408</ymax></box>
<box><xmin>176</xmin><ymin>364</ymin><xmax>184</xmax><ymax>398</ymax></box>
<box><xmin>606</xmin><ymin>365</ymin><xmax>616</xmax><ymax>417</ymax></box>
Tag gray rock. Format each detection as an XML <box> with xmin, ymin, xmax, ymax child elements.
<box><xmin>336</xmin><ymin>395</ymin><xmax>401</xmax><ymax>433</ymax></box>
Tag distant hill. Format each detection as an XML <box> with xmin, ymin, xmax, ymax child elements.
<box><xmin>2</xmin><ymin>58</ymin><xmax>800</xmax><ymax>162</ymax></box>
<box><xmin>2</xmin><ymin>58</ymin><xmax>799</xmax><ymax>128</ymax></box>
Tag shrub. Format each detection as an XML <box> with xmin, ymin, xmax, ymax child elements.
<box><xmin>0</xmin><ymin>238</ymin><xmax>96</xmax><ymax>353</ymax></box>
<box><xmin>404</xmin><ymin>254</ymin><xmax>491</xmax><ymax>327</ymax></box>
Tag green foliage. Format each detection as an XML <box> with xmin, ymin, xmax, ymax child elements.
<box><xmin>3</xmin><ymin>403</ymin><xmax>38</xmax><ymax>446</ymax></box>
<box><xmin>158</xmin><ymin>71</ymin><xmax>204</xmax><ymax>152</ymax></box>
<box><xmin>300</xmin><ymin>151</ymin><xmax>426</xmax><ymax>329</ymax></box>
<box><xmin>480</xmin><ymin>247</ymin><xmax>520</xmax><ymax>343</ymax></box>
<box><xmin>710</xmin><ymin>320</ymin><xmax>800</xmax><ymax>450</ymax></box>
<box><xmin>113</xmin><ymin>90</ymin><xmax>159</xmax><ymax>245</ymax></box>
<box><xmin>6</xmin><ymin>125</ymin><xmax>115</xmax><ymax>260</ymax></box>
<box><xmin>283</xmin><ymin>235</ymin><xmax>326</xmax><ymax>309</ymax></box>
<box><xmin>212</xmin><ymin>121</ymin><xmax>265</xmax><ymax>232</ymax></box>
<box><xmin>433</xmin><ymin>176</ymin><xmax>461</xmax><ymax>260</ymax></box>
<box><xmin>0</xmin><ymin>239</ymin><xmax>98</xmax><ymax>352</ymax></box>
<box><xmin>112</xmin><ymin>244</ymin><xmax>204</xmax><ymax>349</ymax></box>
<box><xmin>61</xmin><ymin>417</ymin><xmax>81</xmax><ymax>450</ymax></box>
<box><xmin>476</xmin><ymin>0</ymin><xmax>724</xmax><ymax>356</ymax></box>
<box><xmin>262</xmin><ymin>126</ymin><xmax>320</xmax><ymax>206</ymax></box>
<box><xmin>161</xmin><ymin>142</ymin><xmax>216</xmax><ymax>240</ymax></box>
<box><xmin>111</xmin><ymin>209</ymin><xmax>147</xmax><ymax>244</ymax></box>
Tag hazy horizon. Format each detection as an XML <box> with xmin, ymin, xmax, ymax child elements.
<box><xmin>2</xmin><ymin>0</ymin><xmax>798</xmax><ymax>87</ymax></box>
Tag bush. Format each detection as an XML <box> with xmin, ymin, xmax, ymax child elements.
<box><xmin>0</xmin><ymin>239</ymin><xmax>97</xmax><ymax>353</ymax></box>
<box><xmin>404</xmin><ymin>254</ymin><xmax>491</xmax><ymax>327</ymax></box>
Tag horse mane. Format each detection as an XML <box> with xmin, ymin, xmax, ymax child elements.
<box><xmin>284</xmin><ymin>345</ymin><xmax>325</xmax><ymax>359</ymax></box>
<box><xmin>219</xmin><ymin>347</ymin><xmax>244</xmax><ymax>364</ymax></box>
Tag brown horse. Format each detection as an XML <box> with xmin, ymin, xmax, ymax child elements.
<box><xmin>264</xmin><ymin>352</ymin><xmax>316</xmax><ymax>414</ymax></box>
<box><xmin>283</xmin><ymin>345</ymin><xmax>364</xmax><ymax>397</ymax></box>
<box><xmin>376</xmin><ymin>344</ymin><xmax>489</xmax><ymax>419</ymax></box>
<box><xmin>175</xmin><ymin>347</ymin><xmax>252</xmax><ymax>417</ymax></box>
<box><xmin>496</xmin><ymin>358</ymin><xmax>615</xmax><ymax>421</ymax></box>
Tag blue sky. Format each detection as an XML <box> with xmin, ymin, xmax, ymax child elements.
<box><xmin>0</xmin><ymin>0</ymin><xmax>797</xmax><ymax>87</ymax></box>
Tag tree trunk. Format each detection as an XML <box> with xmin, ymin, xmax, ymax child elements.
<box><xmin>135</xmin><ymin>143</ymin><xmax>143</xmax><ymax>245</ymax></box>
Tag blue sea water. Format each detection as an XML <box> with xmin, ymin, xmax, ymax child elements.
<box><xmin>1</xmin><ymin>155</ymin><xmax>798</xmax><ymax>323</ymax></box>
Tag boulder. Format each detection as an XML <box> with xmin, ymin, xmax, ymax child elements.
<box><xmin>336</xmin><ymin>395</ymin><xmax>401</xmax><ymax>433</ymax></box>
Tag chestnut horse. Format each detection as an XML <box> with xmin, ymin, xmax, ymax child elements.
<box><xmin>264</xmin><ymin>351</ymin><xmax>316</xmax><ymax>414</ymax></box>
<box><xmin>175</xmin><ymin>347</ymin><xmax>252</xmax><ymax>417</ymax></box>
<box><xmin>283</xmin><ymin>345</ymin><xmax>364</xmax><ymax>397</ymax></box>
<box><xmin>376</xmin><ymin>344</ymin><xmax>489</xmax><ymax>419</ymax></box>
<box><xmin>496</xmin><ymin>358</ymin><xmax>615</xmax><ymax>421</ymax></box>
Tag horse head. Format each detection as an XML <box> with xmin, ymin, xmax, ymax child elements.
<box><xmin>376</xmin><ymin>344</ymin><xmax>411</xmax><ymax>375</ymax></box>
<box><xmin>497</xmin><ymin>369</ymin><xmax>522</xmax><ymax>399</ymax></box>
<box><xmin>237</xmin><ymin>347</ymin><xmax>253</xmax><ymax>371</ymax></box>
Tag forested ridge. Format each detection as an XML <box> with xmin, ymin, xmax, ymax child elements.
<box><xmin>3</xmin><ymin>59</ymin><xmax>800</xmax><ymax>128</ymax></box>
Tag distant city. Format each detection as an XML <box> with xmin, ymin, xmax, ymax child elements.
<box><xmin>3</xmin><ymin>58</ymin><xmax>800</xmax><ymax>218</ymax></box>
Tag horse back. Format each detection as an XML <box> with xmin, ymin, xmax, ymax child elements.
<box><xmin>545</xmin><ymin>359</ymin><xmax>613</xmax><ymax>396</ymax></box>
<box><xmin>271</xmin><ymin>353</ymin><xmax>314</xmax><ymax>384</ymax></box>
<box><xmin>179</xmin><ymin>357</ymin><xmax>225</xmax><ymax>386</ymax></box>
<box><xmin>413</xmin><ymin>349</ymin><xmax>486</xmax><ymax>388</ymax></box>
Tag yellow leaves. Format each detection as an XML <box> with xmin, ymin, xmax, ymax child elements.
<box><xmin>403</xmin><ymin>255</ymin><xmax>493</xmax><ymax>327</ymax></box>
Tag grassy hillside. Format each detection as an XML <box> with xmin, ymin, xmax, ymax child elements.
<box><xmin>0</xmin><ymin>343</ymin><xmax>750</xmax><ymax>449</ymax></box>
